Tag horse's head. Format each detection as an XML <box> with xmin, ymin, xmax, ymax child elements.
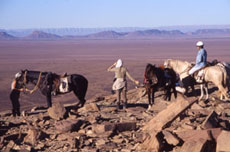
<box><xmin>14</xmin><ymin>69</ymin><xmax>28</xmax><ymax>88</ymax></box>
<box><xmin>144</xmin><ymin>64</ymin><xmax>158</xmax><ymax>84</ymax></box>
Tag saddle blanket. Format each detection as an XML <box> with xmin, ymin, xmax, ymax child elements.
<box><xmin>59</xmin><ymin>77</ymin><xmax>70</xmax><ymax>93</ymax></box>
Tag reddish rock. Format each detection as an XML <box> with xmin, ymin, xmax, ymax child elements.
<box><xmin>175</xmin><ymin>128</ymin><xmax>222</xmax><ymax>142</ymax></box>
<box><xmin>48</xmin><ymin>102</ymin><xmax>66</xmax><ymax>120</ymax></box>
<box><xmin>56</xmin><ymin>119</ymin><xmax>84</xmax><ymax>133</ymax></box>
<box><xmin>202</xmin><ymin>110</ymin><xmax>219</xmax><ymax>129</ymax></box>
<box><xmin>162</xmin><ymin>130</ymin><xmax>180</xmax><ymax>146</ymax></box>
<box><xmin>78</xmin><ymin>103</ymin><xmax>100</xmax><ymax>112</ymax></box>
<box><xmin>180</xmin><ymin>138</ymin><xmax>213</xmax><ymax>152</ymax></box>
<box><xmin>216</xmin><ymin>130</ymin><xmax>230</xmax><ymax>152</ymax></box>
<box><xmin>93</xmin><ymin>122</ymin><xmax>136</xmax><ymax>134</ymax></box>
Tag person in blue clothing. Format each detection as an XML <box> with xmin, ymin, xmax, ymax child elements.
<box><xmin>189</xmin><ymin>41</ymin><xmax>207</xmax><ymax>75</ymax></box>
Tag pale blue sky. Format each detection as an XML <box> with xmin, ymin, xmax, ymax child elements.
<box><xmin>0</xmin><ymin>0</ymin><xmax>230</xmax><ymax>29</ymax></box>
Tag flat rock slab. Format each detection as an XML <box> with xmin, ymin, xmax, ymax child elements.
<box><xmin>162</xmin><ymin>130</ymin><xmax>180</xmax><ymax>146</ymax></box>
<box><xmin>78</xmin><ymin>103</ymin><xmax>100</xmax><ymax>112</ymax></box>
<box><xmin>143</xmin><ymin>95</ymin><xmax>197</xmax><ymax>132</ymax></box>
<box><xmin>93</xmin><ymin>122</ymin><xmax>136</xmax><ymax>134</ymax></box>
<box><xmin>180</xmin><ymin>138</ymin><xmax>211</xmax><ymax>152</ymax></box>
<box><xmin>174</xmin><ymin>128</ymin><xmax>222</xmax><ymax>142</ymax></box>
<box><xmin>56</xmin><ymin>119</ymin><xmax>84</xmax><ymax>133</ymax></box>
<box><xmin>216</xmin><ymin>130</ymin><xmax>230</xmax><ymax>152</ymax></box>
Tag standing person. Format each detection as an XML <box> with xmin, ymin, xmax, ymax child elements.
<box><xmin>10</xmin><ymin>73</ymin><xmax>24</xmax><ymax>116</ymax></box>
<box><xmin>188</xmin><ymin>41</ymin><xmax>207</xmax><ymax>75</ymax></box>
<box><xmin>107</xmin><ymin>59</ymin><xmax>139</xmax><ymax>109</ymax></box>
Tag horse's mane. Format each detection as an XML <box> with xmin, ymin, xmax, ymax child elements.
<box><xmin>169</xmin><ymin>59</ymin><xmax>191</xmax><ymax>66</ymax></box>
<box><xmin>24</xmin><ymin>70</ymin><xmax>60</xmax><ymax>79</ymax></box>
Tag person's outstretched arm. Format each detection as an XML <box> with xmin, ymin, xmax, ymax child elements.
<box><xmin>126</xmin><ymin>70</ymin><xmax>139</xmax><ymax>85</ymax></box>
<box><xmin>107</xmin><ymin>62</ymin><xmax>117</xmax><ymax>72</ymax></box>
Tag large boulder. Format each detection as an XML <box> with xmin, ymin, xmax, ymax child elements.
<box><xmin>48</xmin><ymin>102</ymin><xmax>66</xmax><ymax>120</ymax></box>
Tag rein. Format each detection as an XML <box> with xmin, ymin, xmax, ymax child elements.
<box><xmin>178</xmin><ymin>66</ymin><xmax>191</xmax><ymax>75</ymax></box>
<box><xmin>23</xmin><ymin>71</ymin><xmax>43</xmax><ymax>94</ymax></box>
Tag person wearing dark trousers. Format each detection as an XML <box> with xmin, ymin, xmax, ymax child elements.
<box><xmin>10</xmin><ymin>73</ymin><xmax>24</xmax><ymax>117</ymax></box>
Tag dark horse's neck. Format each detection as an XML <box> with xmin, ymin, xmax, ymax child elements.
<box><xmin>25</xmin><ymin>70</ymin><xmax>47</xmax><ymax>85</ymax></box>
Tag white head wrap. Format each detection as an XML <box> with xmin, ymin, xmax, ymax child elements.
<box><xmin>15</xmin><ymin>72</ymin><xmax>21</xmax><ymax>79</ymax></box>
<box><xmin>116</xmin><ymin>59</ymin><xmax>123</xmax><ymax>68</ymax></box>
<box><xmin>196</xmin><ymin>41</ymin><xmax>204</xmax><ymax>47</ymax></box>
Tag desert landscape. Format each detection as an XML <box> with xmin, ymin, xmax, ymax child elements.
<box><xmin>0</xmin><ymin>39</ymin><xmax>230</xmax><ymax>111</ymax></box>
<box><xmin>0</xmin><ymin>38</ymin><xmax>230</xmax><ymax>151</ymax></box>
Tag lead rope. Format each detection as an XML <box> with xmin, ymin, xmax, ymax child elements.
<box><xmin>24</xmin><ymin>72</ymin><xmax>43</xmax><ymax>94</ymax></box>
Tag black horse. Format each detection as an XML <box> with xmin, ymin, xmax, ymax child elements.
<box><xmin>144</xmin><ymin>64</ymin><xmax>177</xmax><ymax>109</ymax></box>
<box><xmin>17</xmin><ymin>69</ymin><xmax>88</xmax><ymax>108</ymax></box>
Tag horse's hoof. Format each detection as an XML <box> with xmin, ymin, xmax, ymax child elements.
<box><xmin>198</xmin><ymin>97</ymin><xmax>203</xmax><ymax>101</ymax></box>
<box><xmin>147</xmin><ymin>105</ymin><xmax>152</xmax><ymax>111</ymax></box>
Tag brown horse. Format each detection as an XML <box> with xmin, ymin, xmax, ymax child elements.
<box><xmin>144</xmin><ymin>64</ymin><xmax>177</xmax><ymax>110</ymax></box>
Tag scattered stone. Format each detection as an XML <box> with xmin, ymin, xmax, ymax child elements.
<box><xmin>55</xmin><ymin>119</ymin><xmax>84</xmax><ymax>133</ymax></box>
<box><xmin>24</xmin><ymin>127</ymin><xmax>41</xmax><ymax>146</ymax></box>
<box><xmin>48</xmin><ymin>102</ymin><xmax>66</xmax><ymax>120</ymax></box>
<box><xmin>96</xmin><ymin>139</ymin><xmax>106</xmax><ymax>146</ymax></box>
<box><xmin>180</xmin><ymin>138</ymin><xmax>212</xmax><ymax>152</ymax></box>
<box><xmin>2</xmin><ymin>86</ymin><xmax>230</xmax><ymax>152</ymax></box>
<box><xmin>175</xmin><ymin>128</ymin><xmax>222</xmax><ymax>142</ymax></box>
<box><xmin>162</xmin><ymin>130</ymin><xmax>180</xmax><ymax>146</ymax></box>
<box><xmin>94</xmin><ymin>96</ymin><xmax>105</xmax><ymax>102</ymax></box>
<box><xmin>191</xmin><ymin>103</ymin><xmax>203</xmax><ymax>110</ymax></box>
<box><xmin>143</xmin><ymin>95</ymin><xmax>197</xmax><ymax>132</ymax></box>
<box><xmin>93</xmin><ymin>122</ymin><xmax>136</xmax><ymax>134</ymax></box>
<box><xmin>216</xmin><ymin>130</ymin><xmax>230</xmax><ymax>152</ymax></box>
<box><xmin>202</xmin><ymin>110</ymin><xmax>219</xmax><ymax>129</ymax></box>
<box><xmin>78</xmin><ymin>103</ymin><xmax>100</xmax><ymax>112</ymax></box>
<box><xmin>6</xmin><ymin>140</ymin><xmax>15</xmax><ymax>149</ymax></box>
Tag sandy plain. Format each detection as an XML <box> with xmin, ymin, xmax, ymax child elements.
<box><xmin>0</xmin><ymin>39</ymin><xmax>229</xmax><ymax>112</ymax></box>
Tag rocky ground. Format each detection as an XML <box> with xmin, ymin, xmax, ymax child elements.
<box><xmin>1</xmin><ymin>87</ymin><xmax>230</xmax><ymax>152</ymax></box>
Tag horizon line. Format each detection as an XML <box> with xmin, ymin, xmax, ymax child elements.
<box><xmin>1</xmin><ymin>24</ymin><xmax>230</xmax><ymax>30</ymax></box>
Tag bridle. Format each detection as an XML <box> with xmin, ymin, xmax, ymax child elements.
<box><xmin>144</xmin><ymin>70</ymin><xmax>158</xmax><ymax>86</ymax></box>
<box><xmin>22</xmin><ymin>71</ymin><xmax>43</xmax><ymax>94</ymax></box>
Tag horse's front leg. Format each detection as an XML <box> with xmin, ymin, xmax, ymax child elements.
<box><xmin>204</xmin><ymin>83</ymin><xmax>209</xmax><ymax>101</ymax></box>
<box><xmin>199</xmin><ymin>84</ymin><xmax>204</xmax><ymax>101</ymax></box>
<box><xmin>46</xmin><ymin>85</ymin><xmax>52</xmax><ymax>108</ymax></box>
<box><xmin>166</xmin><ymin>86</ymin><xmax>172</xmax><ymax>101</ymax></box>
<box><xmin>147</xmin><ymin>88</ymin><xmax>151</xmax><ymax>110</ymax></box>
<box><xmin>173</xmin><ymin>85</ymin><xmax>177</xmax><ymax>99</ymax></box>
<box><xmin>151</xmin><ymin>89</ymin><xmax>155</xmax><ymax>105</ymax></box>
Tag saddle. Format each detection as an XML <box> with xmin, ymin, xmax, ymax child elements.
<box><xmin>193</xmin><ymin>66</ymin><xmax>208</xmax><ymax>83</ymax></box>
<box><xmin>52</xmin><ymin>73</ymin><xmax>71</xmax><ymax>95</ymax></box>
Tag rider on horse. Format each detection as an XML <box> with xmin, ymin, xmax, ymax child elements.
<box><xmin>188</xmin><ymin>41</ymin><xmax>207</xmax><ymax>79</ymax></box>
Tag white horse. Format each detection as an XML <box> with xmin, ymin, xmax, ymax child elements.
<box><xmin>164</xmin><ymin>59</ymin><xmax>229</xmax><ymax>101</ymax></box>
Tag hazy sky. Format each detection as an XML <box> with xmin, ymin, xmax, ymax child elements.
<box><xmin>0</xmin><ymin>0</ymin><xmax>230</xmax><ymax>29</ymax></box>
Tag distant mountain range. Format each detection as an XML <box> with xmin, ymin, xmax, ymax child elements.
<box><xmin>1</xmin><ymin>28</ymin><xmax>230</xmax><ymax>40</ymax></box>
<box><xmin>1</xmin><ymin>25</ymin><xmax>230</xmax><ymax>37</ymax></box>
